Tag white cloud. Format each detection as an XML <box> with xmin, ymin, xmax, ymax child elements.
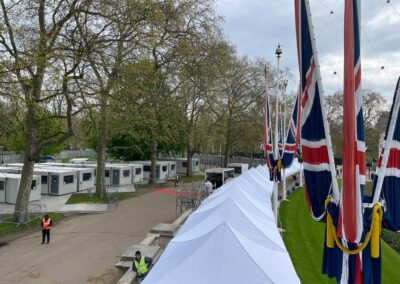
<box><xmin>216</xmin><ymin>0</ymin><xmax>400</xmax><ymax>100</ymax></box>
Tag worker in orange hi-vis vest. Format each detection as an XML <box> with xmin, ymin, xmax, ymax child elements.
<box><xmin>41</xmin><ymin>214</ymin><xmax>52</xmax><ymax>244</ymax></box>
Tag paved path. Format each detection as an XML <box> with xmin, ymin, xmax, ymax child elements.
<box><xmin>0</xmin><ymin>189</ymin><xmax>176</xmax><ymax>284</ymax></box>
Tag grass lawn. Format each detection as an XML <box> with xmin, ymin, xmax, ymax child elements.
<box><xmin>177</xmin><ymin>174</ymin><xmax>205</xmax><ymax>183</ymax></box>
<box><xmin>0</xmin><ymin>213</ymin><xmax>62</xmax><ymax>236</ymax></box>
<box><xmin>66</xmin><ymin>192</ymin><xmax>135</xmax><ymax>204</ymax></box>
<box><xmin>279</xmin><ymin>187</ymin><xmax>400</xmax><ymax>284</ymax></box>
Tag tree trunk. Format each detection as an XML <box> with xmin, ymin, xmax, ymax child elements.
<box><xmin>13</xmin><ymin>107</ymin><xmax>36</xmax><ymax>223</ymax></box>
<box><xmin>224</xmin><ymin>124</ymin><xmax>232</xmax><ymax>168</ymax></box>
<box><xmin>95</xmin><ymin>92</ymin><xmax>107</xmax><ymax>197</ymax></box>
<box><xmin>187</xmin><ymin>148</ymin><xmax>193</xmax><ymax>177</ymax></box>
<box><xmin>149</xmin><ymin>127</ymin><xmax>158</xmax><ymax>184</ymax></box>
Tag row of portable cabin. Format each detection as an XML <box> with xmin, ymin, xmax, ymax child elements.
<box><xmin>0</xmin><ymin>158</ymin><xmax>203</xmax><ymax>204</ymax></box>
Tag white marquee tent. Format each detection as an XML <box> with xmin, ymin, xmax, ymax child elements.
<box><xmin>144</xmin><ymin>161</ymin><xmax>301</xmax><ymax>284</ymax></box>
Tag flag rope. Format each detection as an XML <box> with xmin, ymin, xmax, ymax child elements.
<box><xmin>324</xmin><ymin>198</ymin><xmax>383</xmax><ymax>258</ymax></box>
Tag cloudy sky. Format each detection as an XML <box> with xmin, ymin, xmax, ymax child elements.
<box><xmin>215</xmin><ymin>0</ymin><xmax>400</xmax><ymax>99</ymax></box>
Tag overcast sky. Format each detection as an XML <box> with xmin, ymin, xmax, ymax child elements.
<box><xmin>215</xmin><ymin>0</ymin><xmax>400</xmax><ymax>100</ymax></box>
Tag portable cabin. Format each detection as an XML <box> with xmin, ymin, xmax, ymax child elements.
<box><xmin>33</xmin><ymin>167</ymin><xmax>78</xmax><ymax>195</ymax></box>
<box><xmin>69</xmin><ymin>158</ymin><xmax>90</xmax><ymax>164</ymax></box>
<box><xmin>163</xmin><ymin>158</ymin><xmax>201</xmax><ymax>174</ymax></box>
<box><xmin>0</xmin><ymin>166</ymin><xmax>21</xmax><ymax>174</ymax></box>
<box><xmin>135</xmin><ymin>161</ymin><xmax>169</xmax><ymax>182</ymax></box>
<box><xmin>131</xmin><ymin>164</ymin><xmax>144</xmax><ymax>183</ymax></box>
<box><xmin>105</xmin><ymin>164</ymin><xmax>132</xmax><ymax>186</ymax></box>
<box><xmin>118</xmin><ymin>163</ymin><xmax>144</xmax><ymax>184</ymax></box>
<box><xmin>227</xmin><ymin>163</ymin><xmax>249</xmax><ymax>177</ymax></box>
<box><xmin>0</xmin><ymin>173</ymin><xmax>41</xmax><ymax>203</ymax></box>
<box><xmin>164</xmin><ymin>160</ymin><xmax>177</xmax><ymax>179</ymax></box>
<box><xmin>36</xmin><ymin>165</ymin><xmax>95</xmax><ymax>192</ymax></box>
<box><xmin>205</xmin><ymin>168</ymin><xmax>235</xmax><ymax>189</ymax></box>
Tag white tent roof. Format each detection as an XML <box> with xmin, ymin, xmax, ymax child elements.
<box><xmin>144</xmin><ymin>162</ymin><xmax>301</xmax><ymax>284</ymax></box>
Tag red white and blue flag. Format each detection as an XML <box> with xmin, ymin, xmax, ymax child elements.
<box><xmin>336</xmin><ymin>1</ymin><xmax>365</xmax><ymax>282</ymax></box>
<box><xmin>264</xmin><ymin>67</ymin><xmax>277</xmax><ymax>180</ymax></box>
<box><xmin>372</xmin><ymin>77</ymin><xmax>400</xmax><ymax>232</ymax></box>
<box><xmin>295</xmin><ymin>0</ymin><xmax>337</xmax><ymax>221</ymax></box>
<box><xmin>282</xmin><ymin>87</ymin><xmax>301</xmax><ymax>168</ymax></box>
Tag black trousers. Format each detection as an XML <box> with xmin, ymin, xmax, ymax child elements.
<box><xmin>42</xmin><ymin>229</ymin><xmax>50</xmax><ymax>243</ymax></box>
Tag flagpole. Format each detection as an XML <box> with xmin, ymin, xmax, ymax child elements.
<box><xmin>304</xmin><ymin>0</ymin><xmax>339</xmax><ymax>202</ymax></box>
<box><xmin>282</xmin><ymin>80</ymin><xmax>288</xmax><ymax>200</ymax></box>
<box><xmin>272</xmin><ymin>45</ymin><xmax>282</xmax><ymax>224</ymax></box>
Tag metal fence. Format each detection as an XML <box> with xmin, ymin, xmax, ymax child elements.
<box><xmin>0</xmin><ymin>153</ymin><xmax>23</xmax><ymax>164</ymax></box>
<box><xmin>195</xmin><ymin>154</ymin><xmax>265</xmax><ymax>169</ymax></box>
<box><xmin>54</xmin><ymin>149</ymin><xmax>96</xmax><ymax>160</ymax></box>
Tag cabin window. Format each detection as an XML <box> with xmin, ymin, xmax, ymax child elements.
<box><xmin>182</xmin><ymin>162</ymin><xmax>187</xmax><ymax>168</ymax></box>
<box><xmin>41</xmin><ymin>175</ymin><xmax>48</xmax><ymax>184</ymax></box>
<box><xmin>31</xmin><ymin>180</ymin><xmax>37</xmax><ymax>190</ymax></box>
<box><xmin>135</xmin><ymin>168</ymin><xmax>142</xmax><ymax>175</ymax></box>
<box><xmin>123</xmin><ymin>170</ymin><xmax>130</xmax><ymax>177</ymax></box>
<box><xmin>83</xmin><ymin>173</ymin><xmax>92</xmax><ymax>181</ymax></box>
<box><xmin>0</xmin><ymin>181</ymin><xmax>4</xmax><ymax>190</ymax></box>
<box><xmin>196</xmin><ymin>161</ymin><xmax>199</xmax><ymax>166</ymax></box>
<box><xmin>162</xmin><ymin>166</ymin><xmax>167</xmax><ymax>172</ymax></box>
<box><xmin>144</xmin><ymin>165</ymin><xmax>151</xmax><ymax>172</ymax></box>
<box><xmin>105</xmin><ymin>170</ymin><xmax>110</xmax><ymax>177</ymax></box>
<box><xmin>63</xmin><ymin>175</ymin><xmax>74</xmax><ymax>184</ymax></box>
<box><xmin>171</xmin><ymin>165</ymin><xmax>175</xmax><ymax>170</ymax></box>
<box><xmin>234</xmin><ymin>167</ymin><xmax>241</xmax><ymax>174</ymax></box>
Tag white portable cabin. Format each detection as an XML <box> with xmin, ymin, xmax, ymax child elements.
<box><xmin>205</xmin><ymin>168</ymin><xmax>235</xmax><ymax>189</ymax></box>
<box><xmin>37</xmin><ymin>165</ymin><xmax>95</xmax><ymax>192</ymax></box>
<box><xmin>69</xmin><ymin>158</ymin><xmax>90</xmax><ymax>164</ymax></box>
<box><xmin>163</xmin><ymin>160</ymin><xmax>177</xmax><ymax>179</ymax></box>
<box><xmin>136</xmin><ymin>161</ymin><xmax>169</xmax><ymax>181</ymax></box>
<box><xmin>0</xmin><ymin>166</ymin><xmax>21</xmax><ymax>174</ymax></box>
<box><xmin>119</xmin><ymin>163</ymin><xmax>144</xmax><ymax>183</ymax></box>
<box><xmin>105</xmin><ymin>164</ymin><xmax>132</xmax><ymax>186</ymax></box>
<box><xmin>227</xmin><ymin>163</ymin><xmax>249</xmax><ymax>177</ymax></box>
<box><xmin>0</xmin><ymin>173</ymin><xmax>41</xmax><ymax>204</ymax></box>
<box><xmin>163</xmin><ymin>158</ymin><xmax>200</xmax><ymax>174</ymax></box>
<box><xmin>33</xmin><ymin>167</ymin><xmax>78</xmax><ymax>195</ymax></box>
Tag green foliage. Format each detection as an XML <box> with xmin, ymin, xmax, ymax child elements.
<box><xmin>0</xmin><ymin>213</ymin><xmax>62</xmax><ymax>236</ymax></box>
<box><xmin>280</xmin><ymin>188</ymin><xmax>400</xmax><ymax>284</ymax></box>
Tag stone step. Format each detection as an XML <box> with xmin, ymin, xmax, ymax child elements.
<box><xmin>150</xmin><ymin>223</ymin><xmax>179</xmax><ymax>237</ymax></box>
<box><xmin>120</xmin><ymin>244</ymin><xmax>161</xmax><ymax>262</ymax></box>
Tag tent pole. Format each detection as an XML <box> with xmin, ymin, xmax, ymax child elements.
<box><xmin>283</xmin><ymin>169</ymin><xmax>287</xmax><ymax>200</ymax></box>
<box><xmin>299</xmin><ymin>163</ymin><xmax>303</xmax><ymax>187</ymax></box>
<box><xmin>273</xmin><ymin>182</ymin><xmax>279</xmax><ymax>225</ymax></box>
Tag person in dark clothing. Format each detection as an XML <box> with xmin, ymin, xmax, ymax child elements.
<box><xmin>132</xmin><ymin>250</ymin><xmax>153</xmax><ymax>282</ymax></box>
<box><xmin>41</xmin><ymin>214</ymin><xmax>52</xmax><ymax>244</ymax></box>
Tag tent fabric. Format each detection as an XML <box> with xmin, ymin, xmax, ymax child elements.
<box><xmin>143</xmin><ymin>164</ymin><xmax>301</xmax><ymax>284</ymax></box>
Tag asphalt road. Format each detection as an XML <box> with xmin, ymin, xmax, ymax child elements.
<box><xmin>0</xmin><ymin>189</ymin><xmax>176</xmax><ymax>284</ymax></box>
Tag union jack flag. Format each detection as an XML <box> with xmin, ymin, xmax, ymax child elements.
<box><xmin>264</xmin><ymin>66</ymin><xmax>278</xmax><ymax>181</ymax></box>
<box><xmin>295</xmin><ymin>0</ymin><xmax>337</xmax><ymax>221</ymax></box>
<box><xmin>282</xmin><ymin>87</ymin><xmax>301</xmax><ymax>168</ymax></box>
<box><xmin>372</xmin><ymin>77</ymin><xmax>400</xmax><ymax>232</ymax></box>
<box><xmin>338</xmin><ymin>0</ymin><xmax>365</xmax><ymax>246</ymax></box>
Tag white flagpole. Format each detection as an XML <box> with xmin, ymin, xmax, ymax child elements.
<box><xmin>272</xmin><ymin>45</ymin><xmax>282</xmax><ymax>225</ymax></box>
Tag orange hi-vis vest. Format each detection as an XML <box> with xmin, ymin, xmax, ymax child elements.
<box><xmin>43</xmin><ymin>218</ymin><xmax>51</xmax><ymax>230</ymax></box>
